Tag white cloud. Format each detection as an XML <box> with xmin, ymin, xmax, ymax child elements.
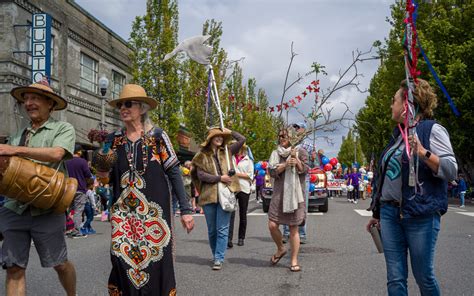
<box><xmin>75</xmin><ymin>0</ymin><xmax>392</xmax><ymax>157</ymax></box>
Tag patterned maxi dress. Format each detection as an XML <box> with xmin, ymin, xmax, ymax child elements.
<box><xmin>106</xmin><ymin>127</ymin><xmax>179</xmax><ymax>296</ymax></box>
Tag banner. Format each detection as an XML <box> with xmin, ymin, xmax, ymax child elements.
<box><xmin>327</xmin><ymin>179</ymin><xmax>345</xmax><ymax>191</ymax></box>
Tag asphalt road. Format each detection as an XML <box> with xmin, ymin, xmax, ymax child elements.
<box><xmin>1</xmin><ymin>195</ymin><xmax>473</xmax><ymax>295</ymax></box>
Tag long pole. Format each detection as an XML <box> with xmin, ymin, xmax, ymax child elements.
<box><xmin>208</xmin><ymin>66</ymin><xmax>234</xmax><ymax>176</ymax></box>
<box><xmin>100</xmin><ymin>98</ymin><xmax>106</xmax><ymax>129</ymax></box>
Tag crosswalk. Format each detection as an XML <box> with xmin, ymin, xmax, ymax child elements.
<box><xmin>354</xmin><ymin>206</ymin><xmax>474</xmax><ymax>217</ymax></box>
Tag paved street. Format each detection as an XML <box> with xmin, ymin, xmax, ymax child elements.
<box><xmin>1</xmin><ymin>195</ymin><xmax>473</xmax><ymax>295</ymax></box>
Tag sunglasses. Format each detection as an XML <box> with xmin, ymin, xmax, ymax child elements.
<box><xmin>278</xmin><ymin>134</ymin><xmax>288</xmax><ymax>139</ymax></box>
<box><xmin>116</xmin><ymin>100</ymin><xmax>139</xmax><ymax>109</ymax></box>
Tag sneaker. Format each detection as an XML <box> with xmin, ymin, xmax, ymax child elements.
<box><xmin>87</xmin><ymin>228</ymin><xmax>97</xmax><ymax>235</ymax></box>
<box><xmin>282</xmin><ymin>235</ymin><xmax>289</xmax><ymax>244</ymax></box>
<box><xmin>69</xmin><ymin>230</ymin><xmax>87</xmax><ymax>239</ymax></box>
<box><xmin>237</xmin><ymin>239</ymin><xmax>244</xmax><ymax>246</ymax></box>
<box><xmin>460</xmin><ymin>205</ymin><xmax>465</xmax><ymax>208</ymax></box>
<box><xmin>80</xmin><ymin>227</ymin><xmax>89</xmax><ymax>235</ymax></box>
<box><xmin>212</xmin><ymin>261</ymin><xmax>223</xmax><ymax>270</ymax></box>
<box><xmin>354</xmin><ymin>200</ymin><xmax>358</xmax><ymax>204</ymax></box>
<box><xmin>300</xmin><ymin>236</ymin><xmax>307</xmax><ymax>244</ymax></box>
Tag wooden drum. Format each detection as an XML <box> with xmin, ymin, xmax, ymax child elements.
<box><xmin>0</xmin><ymin>156</ymin><xmax>77</xmax><ymax>213</ymax></box>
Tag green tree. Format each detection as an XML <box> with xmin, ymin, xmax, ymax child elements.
<box><xmin>129</xmin><ymin>0</ymin><xmax>181</xmax><ymax>146</ymax></box>
<box><xmin>357</xmin><ymin>1</ymin><xmax>473</xmax><ymax>179</ymax></box>
<box><xmin>337</xmin><ymin>129</ymin><xmax>365</xmax><ymax>168</ymax></box>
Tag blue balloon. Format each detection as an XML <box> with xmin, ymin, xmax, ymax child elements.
<box><xmin>321</xmin><ymin>156</ymin><xmax>330</xmax><ymax>165</ymax></box>
<box><xmin>309</xmin><ymin>183</ymin><xmax>316</xmax><ymax>192</ymax></box>
<box><xmin>255</xmin><ymin>163</ymin><xmax>262</xmax><ymax>170</ymax></box>
<box><xmin>258</xmin><ymin>169</ymin><xmax>266</xmax><ymax>176</ymax></box>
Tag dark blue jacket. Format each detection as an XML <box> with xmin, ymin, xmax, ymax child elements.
<box><xmin>371</xmin><ymin>120</ymin><xmax>448</xmax><ymax>219</ymax></box>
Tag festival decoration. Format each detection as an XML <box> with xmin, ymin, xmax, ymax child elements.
<box><xmin>261</xmin><ymin>161</ymin><xmax>268</xmax><ymax>169</ymax></box>
<box><xmin>309</xmin><ymin>183</ymin><xmax>316</xmax><ymax>193</ymax></box>
<box><xmin>321</xmin><ymin>156</ymin><xmax>329</xmax><ymax>165</ymax></box>
<box><xmin>255</xmin><ymin>163</ymin><xmax>262</xmax><ymax>171</ymax></box>
<box><xmin>329</xmin><ymin>157</ymin><xmax>338</xmax><ymax>167</ymax></box>
<box><xmin>258</xmin><ymin>169</ymin><xmax>266</xmax><ymax>176</ymax></box>
<box><xmin>323</xmin><ymin>163</ymin><xmax>332</xmax><ymax>172</ymax></box>
<box><xmin>264</xmin><ymin>80</ymin><xmax>320</xmax><ymax>113</ymax></box>
<box><xmin>310</xmin><ymin>174</ymin><xmax>318</xmax><ymax>183</ymax></box>
<box><xmin>164</xmin><ymin>35</ymin><xmax>235</xmax><ymax>176</ymax></box>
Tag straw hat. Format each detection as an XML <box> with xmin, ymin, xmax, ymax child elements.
<box><xmin>10</xmin><ymin>79</ymin><xmax>67</xmax><ymax>111</ymax></box>
<box><xmin>108</xmin><ymin>84</ymin><xmax>157</xmax><ymax>110</ymax></box>
<box><xmin>200</xmin><ymin>127</ymin><xmax>232</xmax><ymax>148</ymax></box>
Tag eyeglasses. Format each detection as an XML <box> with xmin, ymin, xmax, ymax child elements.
<box><xmin>116</xmin><ymin>100</ymin><xmax>139</xmax><ymax>109</ymax></box>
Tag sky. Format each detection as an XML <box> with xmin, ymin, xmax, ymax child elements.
<box><xmin>75</xmin><ymin>0</ymin><xmax>393</xmax><ymax>158</ymax></box>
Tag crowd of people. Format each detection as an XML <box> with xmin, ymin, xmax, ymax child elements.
<box><xmin>0</xmin><ymin>78</ymin><xmax>470</xmax><ymax>296</ymax></box>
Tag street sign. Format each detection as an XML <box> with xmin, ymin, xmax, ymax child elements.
<box><xmin>31</xmin><ymin>14</ymin><xmax>51</xmax><ymax>83</ymax></box>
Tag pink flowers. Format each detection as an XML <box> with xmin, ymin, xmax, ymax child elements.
<box><xmin>123</xmin><ymin>216</ymin><xmax>145</xmax><ymax>241</ymax></box>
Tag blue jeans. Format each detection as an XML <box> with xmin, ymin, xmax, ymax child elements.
<box><xmin>203</xmin><ymin>203</ymin><xmax>231</xmax><ymax>262</ymax></box>
<box><xmin>282</xmin><ymin>224</ymin><xmax>306</xmax><ymax>238</ymax></box>
<box><xmin>83</xmin><ymin>202</ymin><xmax>94</xmax><ymax>230</ymax></box>
<box><xmin>460</xmin><ymin>191</ymin><xmax>465</xmax><ymax>206</ymax></box>
<box><xmin>380</xmin><ymin>204</ymin><xmax>441</xmax><ymax>296</ymax></box>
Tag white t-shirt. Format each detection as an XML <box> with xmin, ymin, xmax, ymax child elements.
<box><xmin>233</xmin><ymin>154</ymin><xmax>254</xmax><ymax>194</ymax></box>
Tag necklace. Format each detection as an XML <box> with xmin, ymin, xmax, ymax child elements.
<box><xmin>122</xmin><ymin>129</ymin><xmax>149</xmax><ymax>183</ymax></box>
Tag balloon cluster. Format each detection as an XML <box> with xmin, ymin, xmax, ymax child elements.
<box><xmin>321</xmin><ymin>156</ymin><xmax>339</xmax><ymax>172</ymax></box>
<box><xmin>254</xmin><ymin>161</ymin><xmax>268</xmax><ymax>177</ymax></box>
<box><xmin>308</xmin><ymin>170</ymin><xmax>321</xmax><ymax>193</ymax></box>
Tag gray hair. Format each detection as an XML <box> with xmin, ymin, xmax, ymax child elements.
<box><xmin>139</xmin><ymin>102</ymin><xmax>153</xmax><ymax>128</ymax></box>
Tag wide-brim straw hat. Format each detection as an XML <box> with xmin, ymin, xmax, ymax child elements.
<box><xmin>108</xmin><ymin>84</ymin><xmax>157</xmax><ymax>110</ymax></box>
<box><xmin>10</xmin><ymin>81</ymin><xmax>67</xmax><ymax>111</ymax></box>
<box><xmin>200</xmin><ymin>127</ymin><xmax>233</xmax><ymax>148</ymax></box>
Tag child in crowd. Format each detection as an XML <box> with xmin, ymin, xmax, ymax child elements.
<box><xmin>81</xmin><ymin>178</ymin><xmax>97</xmax><ymax>235</ymax></box>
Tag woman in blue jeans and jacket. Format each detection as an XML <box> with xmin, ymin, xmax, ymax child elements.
<box><xmin>366</xmin><ymin>79</ymin><xmax>457</xmax><ymax>296</ymax></box>
<box><xmin>192</xmin><ymin>127</ymin><xmax>245</xmax><ymax>270</ymax></box>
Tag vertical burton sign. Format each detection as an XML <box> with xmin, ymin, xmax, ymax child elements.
<box><xmin>31</xmin><ymin>14</ymin><xmax>51</xmax><ymax>83</ymax></box>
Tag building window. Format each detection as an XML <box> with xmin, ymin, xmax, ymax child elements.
<box><xmin>112</xmin><ymin>71</ymin><xmax>125</xmax><ymax>99</ymax></box>
<box><xmin>80</xmin><ymin>53</ymin><xmax>98</xmax><ymax>93</ymax></box>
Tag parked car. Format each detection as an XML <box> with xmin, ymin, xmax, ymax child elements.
<box><xmin>308</xmin><ymin>168</ymin><xmax>329</xmax><ymax>212</ymax></box>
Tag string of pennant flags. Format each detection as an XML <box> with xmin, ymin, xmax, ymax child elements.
<box><xmin>225</xmin><ymin>80</ymin><xmax>320</xmax><ymax>113</ymax></box>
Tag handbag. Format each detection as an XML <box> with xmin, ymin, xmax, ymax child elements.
<box><xmin>217</xmin><ymin>182</ymin><xmax>237</xmax><ymax>212</ymax></box>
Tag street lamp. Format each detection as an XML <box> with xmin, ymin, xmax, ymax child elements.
<box><xmin>98</xmin><ymin>75</ymin><xmax>109</xmax><ymax>130</ymax></box>
<box><xmin>353</xmin><ymin>129</ymin><xmax>358</xmax><ymax>167</ymax></box>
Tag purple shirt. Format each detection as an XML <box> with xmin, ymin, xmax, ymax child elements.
<box><xmin>255</xmin><ymin>174</ymin><xmax>265</xmax><ymax>186</ymax></box>
<box><xmin>66</xmin><ymin>156</ymin><xmax>92</xmax><ymax>193</ymax></box>
<box><xmin>348</xmin><ymin>173</ymin><xmax>360</xmax><ymax>186</ymax></box>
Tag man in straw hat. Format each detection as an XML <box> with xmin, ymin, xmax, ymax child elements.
<box><xmin>94</xmin><ymin>84</ymin><xmax>194</xmax><ymax>295</ymax></box>
<box><xmin>0</xmin><ymin>78</ymin><xmax>77</xmax><ymax>296</ymax></box>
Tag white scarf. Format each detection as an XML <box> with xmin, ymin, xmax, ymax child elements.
<box><xmin>269</xmin><ymin>146</ymin><xmax>304</xmax><ymax>213</ymax></box>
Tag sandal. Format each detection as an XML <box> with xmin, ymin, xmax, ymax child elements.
<box><xmin>270</xmin><ymin>250</ymin><xmax>287</xmax><ymax>265</ymax></box>
<box><xmin>289</xmin><ymin>265</ymin><xmax>301</xmax><ymax>272</ymax></box>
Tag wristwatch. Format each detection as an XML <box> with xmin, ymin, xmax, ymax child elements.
<box><xmin>423</xmin><ymin>150</ymin><xmax>432</xmax><ymax>160</ymax></box>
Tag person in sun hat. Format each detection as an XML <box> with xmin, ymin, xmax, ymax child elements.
<box><xmin>93</xmin><ymin>84</ymin><xmax>194</xmax><ymax>295</ymax></box>
<box><xmin>0</xmin><ymin>77</ymin><xmax>78</xmax><ymax>296</ymax></box>
<box><xmin>191</xmin><ymin>126</ymin><xmax>245</xmax><ymax>270</ymax></box>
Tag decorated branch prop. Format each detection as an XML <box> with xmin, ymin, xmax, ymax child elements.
<box><xmin>164</xmin><ymin>35</ymin><xmax>235</xmax><ymax>176</ymax></box>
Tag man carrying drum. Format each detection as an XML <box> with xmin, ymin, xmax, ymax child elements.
<box><xmin>0</xmin><ymin>79</ymin><xmax>77</xmax><ymax>296</ymax></box>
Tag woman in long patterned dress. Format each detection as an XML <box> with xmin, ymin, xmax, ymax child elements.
<box><xmin>267</xmin><ymin>128</ymin><xmax>308</xmax><ymax>272</ymax></box>
<box><xmin>95</xmin><ymin>84</ymin><xmax>194</xmax><ymax>296</ymax></box>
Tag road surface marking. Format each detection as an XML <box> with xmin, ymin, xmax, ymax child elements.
<box><xmin>354</xmin><ymin>209</ymin><xmax>373</xmax><ymax>217</ymax></box>
<box><xmin>457</xmin><ymin>212</ymin><xmax>474</xmax><ymax>217</ymax></box>
<box><xmin>448</xmin><ymin>206</ymin><xmax>467</xmax><ymax>212</ymax></box>
<box><xmin>246</xmin><ymin>212</ymin><xmax>323</xmax><ymax>216</ymax></box>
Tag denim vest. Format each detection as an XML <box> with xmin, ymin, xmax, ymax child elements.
<box><xmin>400</xmin><ymin>120</ymin><xmax>448</xmax><ymax>218</ymax></box>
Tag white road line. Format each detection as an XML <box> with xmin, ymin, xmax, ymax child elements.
<box><xmin>448</xmin><ymin>206</ymin><xmax>467</xmax><ymax>212</ymax></box>
<box><xmin>354</xmin><ymin>209</ymin><xmax>373</xmax><ymax>217</ymax></box>
<box><xmin>457</xmin><ymin>212</ymin><xmax>474</xmax><ymax>217</ymax></box>
<box><xmin>190</xmin><ymin>212</ymin><xmax>324</xmax><ymax>217</ymax></box>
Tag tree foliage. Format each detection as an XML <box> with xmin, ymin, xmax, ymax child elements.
<box><xmin>356</xmin><ymin>1</ymin><xmax>473</xmax><ymax>179</ymax></box>
<box><xmin>129</xmin><ymin>0</ymin><xmax>181</xmax><ymax>146</ymax></box>
<box><xmin>337</xmin><ymin>129</ymin><xmax>365</xmax><ymax>168</ymax></box>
